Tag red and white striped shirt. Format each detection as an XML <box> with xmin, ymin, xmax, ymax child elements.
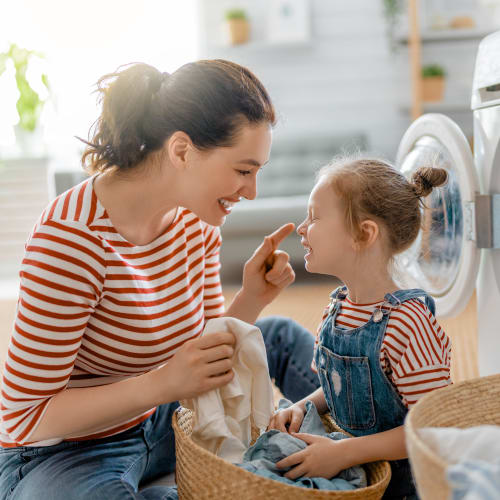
<box><xmin>313</xmin><ymin>294</ymin><xmax>451</xmax><ymax>409</ymax></box>
<box><xmin>0</xmin><ymin>176</ymin><xmax>225</xmax><ymax>448</ymax></box>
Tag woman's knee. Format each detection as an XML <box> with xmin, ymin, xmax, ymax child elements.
<box><xmin>256</xmin><ymin>316</ymin><xmax>313</xmax><ymax>351</ymax></box>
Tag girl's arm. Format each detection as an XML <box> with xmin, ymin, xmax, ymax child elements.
<box><xmin>268</xmin><ymin>387</ymin><xmax>328</xmax><ymax>433</ymax></box>
<box><xmin>341</xmin><ymin>425</ymin><xmax>406</xmax><ymax>465</ymax></box>
<box><xmin>225</xmin><ymin>224</ymin><xmax>296</xmax><ymax>324</ymax></box>
<box><xmin>294</xmin><ymin>387</ymin><xmax>328</xmax><ymax>415</ymax></box>
<box><xmin>277</xmin><ymin>425</ymin><xmax>406</xmax><ymax>479</ymax></box>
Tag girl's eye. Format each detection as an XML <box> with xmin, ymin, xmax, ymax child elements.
<box><xmin>237</xmin><ymin>170</ymin><xmax>251</xmax><ymax>176</ymax></box>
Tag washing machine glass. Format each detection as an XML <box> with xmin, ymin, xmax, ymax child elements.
<box><xmin>398</xmin><ymin>135</ymin><xmax>462</xmax><ymax>296</ymax></box>
<box><xmin>396</xmin><ymin>113</ymin><xmax>480</xmax><ymax>317</ymax></box>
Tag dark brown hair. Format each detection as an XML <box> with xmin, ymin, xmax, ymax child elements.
<box><xmin>318</xmin><ymin>156</ymin><xmax>448</xmax><ymax>255</ymax></box>
<box><xmin>80</xmin><ymin>60</ymin><xmax>276</xmax><ymax>173</ymax></box>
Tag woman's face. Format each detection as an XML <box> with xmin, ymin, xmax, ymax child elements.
<box><xmin>181</xmin><ymin>122</ymin><xmax>272</xmax><ymax>226</ymax></box>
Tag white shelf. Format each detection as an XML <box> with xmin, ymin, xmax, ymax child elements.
<box><xmin>399</xmin><ymin>101</ymin><xmax>471</xmax><ymax>113</ymax></box>
<box><xmin>397</xmin><ymin>27</ymin><xmax>496</xmax><ymax>44</ymax></box>
<box><xmin>207</xmin><ymin>40</ymin><xmax>312</xmax><ymax>51</ymax></box>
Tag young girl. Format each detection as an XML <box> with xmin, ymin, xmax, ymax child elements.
<box><xmin>258</xmin><ymin>156</ymin><xmax>451</xmax><ymax>499</ymax></box>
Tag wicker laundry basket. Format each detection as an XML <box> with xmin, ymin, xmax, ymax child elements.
<box><xmin>172</xmin><ymin>407</ymin><xmax>391</xmax><ymax>499</ymax></box>
<box><xmin>405</xmin><ymin>373</ymin><xmax>500</xmax><ymax>500</ymax></box>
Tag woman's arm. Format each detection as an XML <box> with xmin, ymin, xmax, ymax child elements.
<box><xmin>27</xmin><ymin>331</ymin><xmax>236</xmax><ymax>442</ymax></box>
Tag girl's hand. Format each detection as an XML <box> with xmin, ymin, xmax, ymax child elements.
<box><xmin>156</xmin><ymin>331</ymin><xmax>236</xmax><ymax>402</ymax></box>
<box><xmin>276</xmin><ymin>433</ymin><xmax>351</xmax><ymax>479</ymax></box>
<box><xmin>242</xmin><ymin>223</ymin><xmax>296</xmax><ymax>307</ymax></box>
<box><xmin>267</xmin><ymin>403</ymin><xmax>306</xmax><ymax>434</ymax></box>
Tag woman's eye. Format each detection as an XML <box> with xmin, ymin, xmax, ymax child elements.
<box><xmin>237</xmin><ymin>170</ymin><xmax>252</xmax><ymax>176</ymax></box>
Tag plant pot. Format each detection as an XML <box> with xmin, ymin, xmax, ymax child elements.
<box><xmin>422</xmin><ymin>76</ymin><xmax>445</xmax><ymax>102</ymax></box>
<box><xmin>13</xmin><ymin>125</ymin><xmax>46</xmax><ymax>157</ymax></box>
<box><xmin>227</xmin><ymin>19</ymin><xmax>250</xmax><ymax>45</ymax></box>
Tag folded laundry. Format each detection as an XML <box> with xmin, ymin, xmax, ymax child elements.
<box><xmin>419</xmin><ymin>425</ymin><xmax>500</xmax><ymax>500</ymax></box>
<box><xmin>237</xmin><ymin>399</ymin><xmax>367</xmax><ymax>491</ymax></box>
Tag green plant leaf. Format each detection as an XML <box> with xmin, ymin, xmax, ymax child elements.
<box><xmin>422</xmin><ymin>64</ymin><xmax>446</xmax><ymax>78</ymax></box>
<box><xmin>225</xmin><ymin>8</ymin><xmax>247</xmax><ymax>20</ymax></box>
<box><xmin>0</xmin><ymin>42</ymin><xmax>48</xmax><ymax>132</ymax></box>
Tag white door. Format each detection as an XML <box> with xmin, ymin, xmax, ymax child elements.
<box><xmin>395</xmin><ymin>113</ymin><xmax>480</xmax><ymax>318</ymax></box>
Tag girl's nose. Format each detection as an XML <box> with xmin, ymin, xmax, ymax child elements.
<box><xmin>297</xmin><ymin>220</ymin><xmax>306</xmax><ymax>235</ymax></box>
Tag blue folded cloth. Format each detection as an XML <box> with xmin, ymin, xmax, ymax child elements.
<box><xmin>237</xmin><ymin>399</ymin><xmax>367</xmax><ymax>490</ymax></box>
<box><xmin>448</xmin><ymin>460</ymin><xmax>500</xmax><ymax>500</ymax></box>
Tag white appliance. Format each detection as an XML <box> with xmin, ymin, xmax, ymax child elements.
<box><xmin>395</xmin><ymin>31</ymin><xmax>500</xmax><ymax>377</ymax></box>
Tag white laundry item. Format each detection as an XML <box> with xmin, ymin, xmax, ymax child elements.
<box><xmin>419</xmin><ymin>426</ymin><xmax>500</xmax><ymax>500</ymax></box>
<box><xmin>418</xmin><ymin>426</ymin><xmax>500</xmax><ymax>464</ymax></box>
<box><xmin>182</xmin><ymin>317</ymin><xmax>275</xmax><ymax>463</ymax></box>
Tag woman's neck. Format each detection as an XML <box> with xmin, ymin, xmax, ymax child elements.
<box><xmin>93</xmin><ymin>164</ymin><xmax>179</xmax><ymax>246</ymax></box>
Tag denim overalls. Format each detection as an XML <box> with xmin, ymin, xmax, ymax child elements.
<box><xmin>314</xmin><ymin>286</ymin><xmax>436</xmax><ymax>499</ymax></box>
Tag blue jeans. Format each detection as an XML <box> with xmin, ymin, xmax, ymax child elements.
<box><xmin>256</xmin><ymin>315</ymin><xmax>320</xmax><ymax>402</ymax></box>
<box><xmin>0</xmin><ymin>316</ymin><xmax>318</xmax><ymax>499</ymax></box>
<box><xmin>0</xmin><ymin>402</ymin><xmax>179</xmax><ymax>500</ymax></box>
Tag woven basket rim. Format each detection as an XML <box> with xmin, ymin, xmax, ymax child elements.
<box><xmin>173</xmin><ymin>406</ymin><xmax>391</xmax><ymax>497</ymax></box>
<box><xmin>406</xmin><ymin>373</ymin><xmax>500</xmax><ymax>470</ymax></box>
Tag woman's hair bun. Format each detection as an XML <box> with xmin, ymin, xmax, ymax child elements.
<box><xmin>410</xmin><ymin>166</ymin><xmax>448</xmax><ymax>198</ymax></box>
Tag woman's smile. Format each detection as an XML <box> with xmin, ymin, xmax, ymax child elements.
<box><xmin>218</xmin><ymin>197</ymin><xmax>240</xmax><ymax>215</ymax></box>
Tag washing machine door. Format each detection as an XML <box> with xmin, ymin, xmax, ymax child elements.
<box><xmin>395</xmin><ymin>113</ymin><xmax>480</xmax><ymax>318</ymax></box>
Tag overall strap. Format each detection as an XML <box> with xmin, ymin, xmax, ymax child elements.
<box><xmin>329</xmin><ymin>285</ymin><xmax>348</xmax><ymax>301</ymax></box>
<box><xmin>384</xmin><ymin>288</ymin><xmax>436</xmax><ymax>316</ymax></box>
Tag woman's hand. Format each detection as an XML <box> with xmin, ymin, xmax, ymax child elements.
<box><xmin>276</xmin><ymin>433</ymin><xmax>351</xmax><ymax>479</ymax></box>
<box><xmin>267</xmin><ymin>403</ymin><xmax>306</xmax><ymax>433</ymax></box>
<box><xmin>152</xmin><ymin>331</ymin><xmax>236</xmax><ymax>403</ymax></box>
<box><xmin>242</xmin><ymin>223</ymin><xmax>296</xmax><ymax>307</ymax></box>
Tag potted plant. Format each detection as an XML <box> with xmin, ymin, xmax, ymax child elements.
<box><xmin>0</xmin><ymin>44</ymin><xmax>52</xmax><ymax>282</ymax></box>
<box><xmin>382</xmin><ymin>0</ymin><xmax>404</xmax><ymax>51</ymax></box>
<box><xmin>225</xmin><ymin>8</ymin><xmax>250</xmax><ymax>45</ymax></box>
<box><xmin>421</xmin><ymin>64</ymin><xmax>446</xmax><ymax>102</ymax></box>
<box><xmin>0</xmin><ymin>43</ymin><xmax>50</xmax><ymax>156</ymax></box>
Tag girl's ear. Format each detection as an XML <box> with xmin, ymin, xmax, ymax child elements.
<box><xmin>356</xmin><ymin>219</ymin><xmax>379</xmax><ymax>249</ymax></box>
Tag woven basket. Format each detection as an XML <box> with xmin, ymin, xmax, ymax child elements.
<box><xmin>172</xmin><ymin>407</ymin><xmax>391</xmax><ymax>499</ymax></box>
<box><xmin>405</xmin><ymin>373</ymin><xmax>500</xmax><ymax>500</ymax></box>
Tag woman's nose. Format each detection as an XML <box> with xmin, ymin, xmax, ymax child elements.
<box><xmin>240</xmin><ymin>176</ymin><xmax>257</xmax><ymax>200</ymax></box>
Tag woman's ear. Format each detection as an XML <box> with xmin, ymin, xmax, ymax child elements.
<box><xmin>356</xmin><ymin>219</ymin><xmax>379</xmax><ymax>250</ymax></box>
<box><xmin>166</xmin><ymin>131</ymin><xmax>193</xmax><ymax>170</ymax></box>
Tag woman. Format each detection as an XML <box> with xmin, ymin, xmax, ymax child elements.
<box><xmin>0</xmin><ymin>60</ymin><xmax>304</xmax><ymax>499</ymax></box>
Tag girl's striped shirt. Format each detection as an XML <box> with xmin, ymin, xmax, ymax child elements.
<box><xmin>0</xmin><ymin>176</ymin><xmax>225</xmax><ymax>448</ymax></box>
<box><xmin>312</xmin><ymin>294</ymin><xmax>451</xmax><ymax>408</ymax></box>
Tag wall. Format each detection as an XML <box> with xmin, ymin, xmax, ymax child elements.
<box><xmin>198</xmin><ymin>0</ymin><xmax>486</xmax><ymax>158</ymax></box>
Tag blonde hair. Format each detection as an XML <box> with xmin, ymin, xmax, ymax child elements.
<box><xmin>318</xmin><ymin>155</ymin><xmax>448</xmax><ymax>255</ymax></box>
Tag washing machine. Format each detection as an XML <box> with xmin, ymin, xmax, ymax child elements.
<box><xmin>394</xmin><ymin>31</ymin><xmax>500</xmax><ymax>377</ymax></box>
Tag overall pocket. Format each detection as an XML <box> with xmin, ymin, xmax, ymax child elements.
<box><xmin>317</xmin><ymin>345</ymin><xmax>376</xmax><ymax>431</ymax></box>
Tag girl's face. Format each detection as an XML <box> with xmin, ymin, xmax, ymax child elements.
<box><xmin>297</xmin><ymin>178</ymin><xmax>357</xmax><ymax>276</ymax></box>
<box><xmin>180</xmin><ymin>122</ymin><xmax>272</xmax><ymax>226</ymax></box>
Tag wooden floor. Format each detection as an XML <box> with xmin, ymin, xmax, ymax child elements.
<box><xmin>0</xmin><ymin>280</ymin><xmax>478</xmax><ymax>383</ymax></box>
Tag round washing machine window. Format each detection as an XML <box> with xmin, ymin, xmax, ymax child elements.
<box><xmin>395</xmin><ymin>113</ymin><xmax>480</xmax><ymax>318</ymax></box>
<box><xmin>397</xmin><ymin>135</ymin><xmax>463</xmax><ymax>296</ymax></box>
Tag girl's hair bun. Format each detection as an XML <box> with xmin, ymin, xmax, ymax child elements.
<box><xmin>410</xmin><ymin>166</ymin><xmax>448</xmax><ymax>198</ymax></box>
